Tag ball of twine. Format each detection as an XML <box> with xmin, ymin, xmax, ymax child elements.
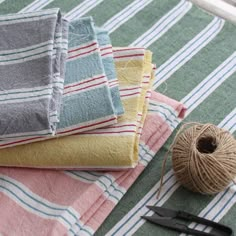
<box><xmin>157</xmin><ymin>123</ymin><xmax>236</xmax><ymax>197</ymax></box>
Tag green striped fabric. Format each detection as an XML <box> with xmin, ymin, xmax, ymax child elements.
<box><xmin>1</xmin><ymin>0</ymin><xmax>235</xmax><ymax>235</ymax></box>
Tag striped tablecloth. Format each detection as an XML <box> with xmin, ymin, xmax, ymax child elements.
<box><xmin>0</xmin><ymin>0</ymin><xmax>235</xmax><ymax>235</ymax></box>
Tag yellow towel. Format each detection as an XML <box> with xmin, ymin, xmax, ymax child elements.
<box><xmin>0</xmin><ymin>48</ymin><xmax>153</xmax><ymax>169</ymax></box>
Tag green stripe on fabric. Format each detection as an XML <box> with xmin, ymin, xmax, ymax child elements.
<box><xmin>0</xmin><ymin>93</ymin><xmax>51</xmax><ymax>102</ymax></box>
<box><xmin>0</xmin><ymin>0</ymin><xmax>34</xmax><ymax>14</ymax></box>
<box><xmin>84</xmin><ymin>0</ymin><xmax>134</xmax><ymax>26</ymax></box>
<box><xmin>0</xmin><ymin>87</ymin><xmax>51</xmax><ymax>96</ymax></box>
<box><xmin>0</xmin><ymin>49</ymin><xmax>52</xmax><ymax>62</ymax></box>
<box><xmin>156</xmin><ymin>21</ymin><xmax>236</xmax><ymax>101</ymax></box>
<box><xmin>45</xmin><ymin>0</ymin><xmax>83</xmax><ymax>12</ymax></box>
<box><xmin>109</xmin><ymin>0</ymin><xmax>180</xmax><ymax>46</ymax></box>
<box><xmin>0</xmin><ymin>42</ymin><xmax>53</xmax><ymax>56</ymax></box>
<box><xmin>149</xmin><ymin>5</ymin><xmax>213</xmax><ymax>67</ymax></box>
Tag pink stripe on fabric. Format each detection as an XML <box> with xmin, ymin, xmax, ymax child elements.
<box><xmin>80</xmin><ymin>130</ymin><xmax>136</xmax><ymax>135</ymax></box>
<box><xmin>120</xmin><ymin>86</ymin><xmax>142</xmax><ymax>91</ymax></box>
<box><xmin>113</xmin><ymin>48</ymin><xmax>145</xmax><ymax>52</ymax></box>
<box><xmin>58</xmin><ymin>117</ymin><xmax>117</xmax><ymax>135</ymax></box>
<box><xmin>64</xmin><ymin>75</ymin><xmax>105</xmax><ymax>89</ymax></box>
<box><xmin>101</xmin><ymin>52</ymin><xmax>113</xmax><ymax>57</ymax></box>
<box><xmin>0</xmin><ymin>193</ymin><xmax>67</xmax><ymax>236</ymax></box>
<box><xmin>0</xmin><ymin>117</ymin><xmax>117</xmax><ymax>147</ymax></box>
<box><xmin>63</xmin><ymin>81</ymin><xmax>107</xmax><ymax>95</ymax></box>
<box><xmin>114</xmin><ymin>53</ymin><xmax>144</xmax><ymax>59</ymax></box>
<box><xmin>68</xmin><ymin>42</ymin><xmax>97</xmax><ymax>53</ymax></box>
<box><xmin>100</xmin><ymin>46</ymin><xmax>112</xmax><ymax>51</ymax></box>
<box><xmin>67</xmin><ymin>47</ymin><xmax>99</xmax><ymax>60</ymax></box>
<box><xmin>120</xmin><ymin>92</ymin><xmax>141</xmax><ymax>97</ymax></box>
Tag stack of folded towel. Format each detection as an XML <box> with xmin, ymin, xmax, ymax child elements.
<box><xmin>0</xmin><ymin>8</ymin><xmax>187</xmax><ymax>235</ymax></box>
<box><xmin>0</xmin><ymin>8</ymin><xmax>187</xmax><ymax>169</ymax></box>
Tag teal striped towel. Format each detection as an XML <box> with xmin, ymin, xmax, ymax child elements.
<box><xmin>56</xmin><ymin>17</ymin><xmax>123</xmax><ymax>136</ymax></box>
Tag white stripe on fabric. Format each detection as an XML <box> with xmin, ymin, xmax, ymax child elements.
<box><xmin>113</xmin><ymin>48</ymin><xmax>145</xmax><ymax>56</ymax></box>
<box><xmin>153</xmin><ymin>17</ymin><xmax>225</xmax><ymax>89</ymax></box>
<box><xmin>100</xmin><ymin>45</ymin><xmax>113</xmax><ymax>58</ymax></box>
<box><xmin>67</xmin><ymin>48</ymin><xmax>100</xmax><ymax>62</ymax></box>
<box><xmin>19</xmin><ymin>0</ymin><xmax>54</xmax><ymax>13</ymax></box>
<box><xmin>0</xmin><ymin>115</ymin><xmax>117</xmax><ymax>149</ymax></box>
<box><xmin>103</xmin><ymin>0</ymin><xmax>153</xmax><ymax>34</ymax></box>
<box><xmin>108</xmin><ymin>79</ymin><xmax>119</xmax><ymax>88</ymax></box>
<box><xmin>0</xmin><ymin>84</ymin><xmax>53</xmax><ymax>96</ymax></box>
<box><xmin>0</xmin><ymin>92</ymin><xmax>52</xmax><ymax>105</ymax></box>
<box><xmin>107</xmin><ymin>53</ymin><xmax>235</xmax><ymax>235</ymax></box>
<box><xmin>0</xmin><ymin>44</ymin><xmax>53</xmax><ymax>65</ymax></box>
<box><xmin>80</xmin><ymin>131</ymin><xmax>135</xmax><ymax>137</ymax></box>
<box><xmin>63</xmin><ymin>82</ymin><xmax>107</xmax><ymax>97</ymax></box>
<box><xmin>182</xmin><ymin>52</ymin><xmax>236</xmax><ymax>116</ymax></box>
<box><xmin>73</xmin><ymin>180</ymin><xmax>126</xmax><ymax>235</ymax></box>
<box><xmin>131</xmin><ymin>0</ymin><xmax>192</xmax><ymax>47</ymax></box>
<box><xmin>0</xmin><ymin>40</ymin><xmax>54</xmax><ymax>55</ymax></box>
<box><xmin>0</xmin><ymin>0</ymin><xmax>5</xmax><ymax>4</ymax></box>
<box><xmin>0</xmin><ymin>15</ymin><xmax>57</xmax><ymax>27</ymax></box>
<box><xmin>67</xmin><ymin>41</ymin><xmax>98</xmax><ymax>59</ymax></box>
<box><xmin>81</xmin><ymin>123</ymin><xmax>137</xmax><ymax>135</ymax></box>
<box><xmin>106</xmin><ymin>169</ymin><xmax>179</xmax><ymax>236</ymax></box>
<box><xmin>218</xmin><ymin>108</ymin><xmax>236</xmax><ymax>133</ymax></box>
<box><xmin>0</xmin><ymin>128</ymin><xmax>52</xmax><ymax>140</ymax></box>
<box><xmin>71</xmin><ymin>223</ymin><xmax>94</xmax><ymax>236</ymax></box>
<box><xmin>0</xmin><ymin>8</ymin><xmax>57</xmax><ymax>21</ymax></box>
<box><xmin>0</xmin><ymin>174</ymin><xmax>80</xmax><ymax>230</ymax></box>
<box><xmin>119</xmin><ymin>86</ymin><xmax>142</xmax><ymax>97</ymax></box>
<box><xmin>65</xmin><ymin>170</ymin><xmax>126</xmax><ymax>205</ymax></box>
<box><xmin>148</xmin><ymin>101</ymin><xmax>180</xmax><ymax>129</ymax></box>
<box><xmin>56</xmin><ymin>114</ymin><xmax>116</xmax><ymax>135</ymax></box>
<box><xmin>67</xmin><ymin>40</ymin><xmax>97</xmax><ymax>52</ymax></box>
<box><xmin>104</xmin><ymin>182</ymin><xmax>126</xmax><ymax>205</ymax></box>
<box><xmin>63</xmin><ymin>75</ymin><xmax>107</xmax><ymax>95</ymax></box>
<box><xmin>65</xmin><ymin>0</ymin><xmax>104</xmax><ymax>21</ymax></box>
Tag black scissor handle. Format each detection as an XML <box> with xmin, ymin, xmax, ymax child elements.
<box><xmin>178</xmin><ymin>211</ymin><xmax>233</xmax><ymax>236</ymax></box>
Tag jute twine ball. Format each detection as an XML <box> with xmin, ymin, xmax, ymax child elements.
<box><xmin>172</xmin><ymin>123</ymin><xmax>236</xmax><ymax>194</ymax></box>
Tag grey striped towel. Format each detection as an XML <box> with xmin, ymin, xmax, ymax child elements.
<box><xmin>0</xmin><ymin>8</ymin><xmax>68</xmax><ymax>139</ymax></box>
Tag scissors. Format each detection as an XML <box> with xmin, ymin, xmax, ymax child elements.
<box><xmin>141</xmin><ymin>206</ymin><xmax>233</xmax><ymax>236</ymax></box>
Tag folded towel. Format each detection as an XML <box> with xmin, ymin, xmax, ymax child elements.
<box><xmin>0</xmin><ymin>16</ymin><xmax>123</xmax><ymax>147</ymax></box>
<box><xmin>0</xmin><ymin>8</ymin><xmax>68</xmax><ymax>139</ymax></box>
<box><xmin>0</xmin><ymin>47</ymin><xmax>154</xmax><ymax>168</ymax></box>
<box><xmin>0</xmin><ymin>91</ymin><xmax>186</xmax><ymax>235</ymax></box>
<box><xmin>57</xmin><ymin>17</ymin><xmax>118</xmax><ymax>134</ymax></box>
<box><xmin>96</xmin><ymin>27</ymin><xmax>124</xmax><ymax>116</ymax></box>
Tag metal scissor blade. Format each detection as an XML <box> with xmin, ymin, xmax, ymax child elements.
<box><xmin>146</xmin><ymin>205</ymin><xmax>178</xmax><ymax>217</ymax></box>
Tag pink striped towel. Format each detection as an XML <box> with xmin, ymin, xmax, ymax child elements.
<box><xmin>0</xmin><ymin>91</ymin><xmax>186</xmax><ymax>235</ymax></box>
